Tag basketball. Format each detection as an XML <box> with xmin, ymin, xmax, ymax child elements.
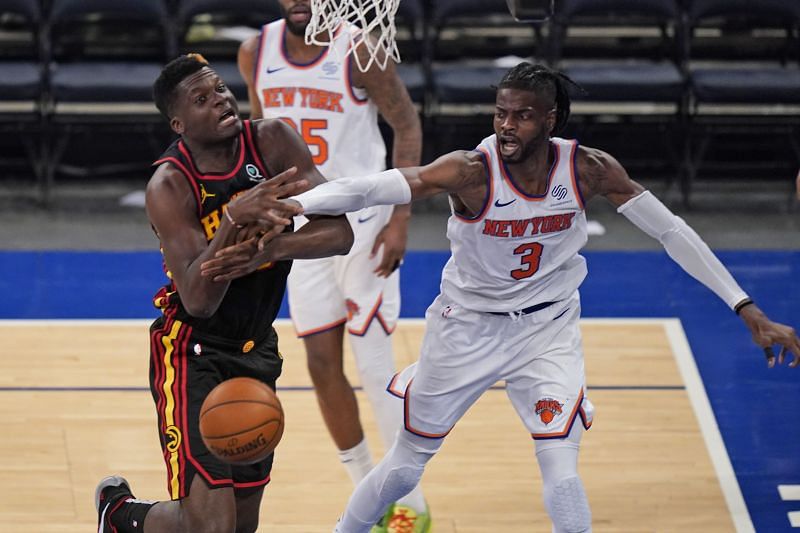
<box><xmin>199</xmin><ymin>377</ymin><xmax>284</xmax><ymax>465</ymax></box>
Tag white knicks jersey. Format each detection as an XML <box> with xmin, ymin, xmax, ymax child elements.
<box><xmin>441</xmin><ymin>135</ymin><xmax>589</xmax><ymax>312</ymax></box>
<box><xmin>253</xmin><ymin>20</ymin><xmax>386</xmax><ymax>179</ymax></box>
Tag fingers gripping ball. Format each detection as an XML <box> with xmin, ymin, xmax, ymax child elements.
<box><xmin>199</xmin><ymin>377</ymin><xmax>284</xmax><ymax>465</ymax></box>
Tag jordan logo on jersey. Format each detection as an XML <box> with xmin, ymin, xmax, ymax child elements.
<box><xmin>199</xmin><ymin>184</ymin><xmax>216</xmax><ymax>204</ymax></box>
<box><xmin>535</xmin><ymin>398</ymin><xmax>563</xmax><ymax>425</ymax></box>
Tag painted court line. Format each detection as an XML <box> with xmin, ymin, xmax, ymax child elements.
<box><xmin>779</xmin><ymin>485</ymin><xmax>800</xmax><ymax>501</ymax></box>
<box><xmin>665</xmin><ymin>318</ymin><xmax>755</xmax><ymax>533</ymax></box>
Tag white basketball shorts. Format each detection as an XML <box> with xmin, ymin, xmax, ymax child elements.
<box><xmin>287</xmin><ymin>204</ymin><xmax>400</xmax><ymax>337</ymax></box>
<box><xmin>387</xmin><ymin>291</ymin><xmax>594</xmax><ymax>439</ymax></box>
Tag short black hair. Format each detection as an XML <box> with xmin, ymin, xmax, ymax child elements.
<box><xmin>497</xmin><ymin>62</ymin><xmax>581</xmax><ymax>135</ymax></box>
<box><xmin>153</xmin><ymin>53</ymin><xmax>210</xmax><ymax>120</ymax></box>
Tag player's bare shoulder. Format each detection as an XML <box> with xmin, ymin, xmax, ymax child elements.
<box><xmin>250</xmin><ymin>117</ymin><xmax>307</xmax><ymax>163</ymax></box>
<box><xmin>575</xmin><ymin>145</ymin><xmax>641</xmax><ymax>202</ymax></box>
<box><xmin>146</xmin><ymin>161</ymin><xmax>197</xmax><ymax>222</ymax></box>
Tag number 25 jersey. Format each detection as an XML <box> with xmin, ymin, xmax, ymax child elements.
<box><xmin>442</xmin><ymin>135</ymin><xmax>589</xmax><ymax>313</ymax></box>
<box><xmin>253</xmin><ymin>19</ymin><xmax>386</xmax><ymax>179</ymax></box>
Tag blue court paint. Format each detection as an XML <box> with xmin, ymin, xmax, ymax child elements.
<box><xmin>0</xmin><ymin>249</ymin><xmax>798</xmax><ymax>530</ymax></box>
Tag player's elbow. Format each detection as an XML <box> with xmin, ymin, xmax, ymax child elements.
<box><xmin>183</xmin><ymin>298</ymin><xmax>221</xmax><ymax>319</ymax></box>
<box><xmin>336</xmin><ymin>220</ymin><xmax>355</xmax><ymax>255</ymax></box>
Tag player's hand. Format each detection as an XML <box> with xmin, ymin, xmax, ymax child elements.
<box><xmin>739</xmin><ymin>304</ymin><xmax>800</xmax><ymax>368</ymax></box>
<box><xmin>235</xmin><ymin>220</ymin><xmax>280</xmax><ymax>244</ymax></box>
<box><xmin>226</xmin><ymin>167</ymin><xmax>308</xmax><ymax>226</ymax></box>
<box><xmin>200</xmin><ymin>226</ymin><xmax>285</xmax><ymax>282</ymax></box>
<box><xmin>370</xmin><ymin>208</ymin><xmax>409</xmax><ymax>277</ymax></box>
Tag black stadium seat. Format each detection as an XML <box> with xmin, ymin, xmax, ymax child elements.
<box><xmin>42</xmin><ymin>0</ymin><xmax>176</xmax><ymax>203</ymax></box>
<box><xmin>174</xmin><ymin>0</ymin><xmax>283</xmax><ymax>105</ymax></box>
<box><xmin>426</xmin><ymin>0</ymin><xmax>544</xmax><ymax>155</ymax></box>
<box><xmin>0</xmin><ymin>0</ymin><xmax>45</xmax><ymax>193</ymax></box>
<box><xmin>683</xmin><ymin>0</ymin><xmax>800</xmax><ymax>207</ymax></box>
<box><xmin>548</xmin><ymin>0</ymin><xmax>686</xmax><ymax>195</ymax></box>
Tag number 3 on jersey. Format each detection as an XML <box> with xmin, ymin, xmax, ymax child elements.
<box><xmin>280</xmin><ymin>117</ymin><xmax>328</xmax><ymax>165</ymax></box>
<box><xmin>511</xmin><ymin>242</ymin><xmax>543</xmax><ymax>280</ymax></box>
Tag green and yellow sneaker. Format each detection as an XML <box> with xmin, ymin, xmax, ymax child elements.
<box><xmin>370</xmin><ymin>510</ymin><xmax>388</xmax><ymax>533</ymax></box>
<box><xmin>381</xmin><ymin>503</ymin><xmax>432</xmax><ymax>533</ymax></box>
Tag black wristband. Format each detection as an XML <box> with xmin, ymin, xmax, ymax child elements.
<box><xmin>734</xmin><ymin>298</ymin><xmax>754</xmax><ymax>315</ymax></box>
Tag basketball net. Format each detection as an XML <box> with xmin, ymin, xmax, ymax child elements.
<box><xmin>305</xmin><ymin>0</ymin><xmax>401</xmax><ymax>72</ymax></box>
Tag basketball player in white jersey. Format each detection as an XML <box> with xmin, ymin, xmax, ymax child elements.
<box><xmin>202</xmin><ymin>62</ymin><xmax>800</xmax><ymax>532</ymax></box>
<box><xmin>237</xmin><ymin>1</ymin><xmax>428</xmax><ymax>530</ymax></box>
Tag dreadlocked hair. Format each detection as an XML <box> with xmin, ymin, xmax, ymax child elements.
<box><xmin>497</xmin><ymin>62</ymin><xmax>583</xmax><ymax>136</ymax></box>
<box><xmin>153</xmin><ymin>53</ymin><xmax>210</xmax><ymax>120</ymax></box>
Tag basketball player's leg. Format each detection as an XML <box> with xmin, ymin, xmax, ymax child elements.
<box><xmin>289</xmin><ymin>255</ymin><xmax>373</xmax><ymax>480</ymax></box>
<box><xmin>143</xmin><ymin>475</ymin><xmax>238</xmax><ymax>532</ymax></box>
<box><xmin>341</xmin><ymin>252</ymin><xmax>401</xmax><ymax>452</ymax></box>
<box><xmin>97</xmin><ymin>319</ymin><xmax>277</xmax><ymax>532</ymax></box>
<box><xmin>233</xmin><ymin>486</ymin><xmax>266</xmax><ymax>533</ymax></box>
<box><xmin>96</xmin><ymin>465</ymin><xmax>240</xmax><ymax>532</ymax></box>
<box><xmin>535</xmin><ymin>426</ymin><xmax>591</xmax><ymax>533</ymax></box>
<box><xmin>504</xmin><ymin>296</ymin><xmax>593</xmax><ymax>532</ymax></box>
<box><xmin>336</xmin><ymin>297</ymin><xmax>507</xmax><ymax>531</ymax></box>
<box><xmin>304</xmin><ymin>325</ymin><xmax>366</xmax><ymax>450</ymax></box>
<box><xmin>337</xmin><ymin>430</ymin><xmax>443</xmax><ymax>532</ymax></box>
<box><xmin>340</xmin><ymin>220</ymin><xmax>432</xmax><ymax>519</ymax></box>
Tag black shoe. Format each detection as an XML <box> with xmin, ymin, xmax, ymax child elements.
<box><xmin>95</xmin><ymin>475</ymin><xmax>132</xmax><ymax>532</ymax></box>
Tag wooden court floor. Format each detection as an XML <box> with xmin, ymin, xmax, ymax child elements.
<box><xmin>0</xmin><ymin>320</ymin><xmax>740</xmax><ymax>532</ymax></box>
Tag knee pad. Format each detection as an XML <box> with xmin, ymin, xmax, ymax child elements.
<box><xmin>378</xmin><ymin>465</ymin><xmax>423</xmax><ymax>503</ymax></box>
<box><xmin>543</xmin><ymin>475</ymin><xmax>592</xmax><ymax>533</ymax></box>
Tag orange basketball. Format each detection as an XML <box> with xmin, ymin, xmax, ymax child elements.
<box><xmin>199</xmin><ymin>377</ymin><xmax>284</xmax><ymax>465</ymax></box>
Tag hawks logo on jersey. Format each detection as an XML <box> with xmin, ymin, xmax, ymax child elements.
<box><xmin>535</xmin><ymin>398</ymin><xmax>563</xmax><ymax>425</ymax></box>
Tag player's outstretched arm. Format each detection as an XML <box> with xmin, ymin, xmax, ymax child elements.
<box><xmin>289</xmin><ymin>150</ymin><xmax>486</xmax><ymax>216</ymax></box>
<box><xmin>576</xmin><ymin>146</ymin><xmax>800</xmax><ymax>367</ymax></box>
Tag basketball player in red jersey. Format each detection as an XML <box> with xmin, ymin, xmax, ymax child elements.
<box><xmin>94</xmin><ymin>54</ymin><xmax>354</xmax><ymax>533</ymax></box>
<box><xmin>238</xmin><ymin>1</ymin><xmax>429</xmax><ymax>530</ymax></box>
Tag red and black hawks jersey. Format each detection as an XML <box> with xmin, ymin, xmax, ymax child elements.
<box><xmin>151</xmin><ymin>120</ymin><xmax>291</xmax><ymax>341</ymax></box>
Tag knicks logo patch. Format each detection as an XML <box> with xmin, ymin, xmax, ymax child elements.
<box><xmin>535</xmin><ymin>398</ymin><xmax>563</xmax><ymax>425</ymax></box>
<box><xmin>345</xmin><ymin>299</ymin><xmax>360</xmax><ymax>320</ymax></box>
<box><xmin>165</xmin><ymin>425</ymin><xmax>182</xmax><ymax>452</ymax></box>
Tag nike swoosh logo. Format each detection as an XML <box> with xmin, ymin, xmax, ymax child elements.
<box><xmin>357</xmin><ymin>213</ymin><xmax>377</xmax><ymax>223</ymax></box>
<box><xmin>266</xmin><ymin>66</ymin><xmax>286</xmax><ymax>74</ymax></box>
<box><xmin>494</xmin><ymin>198</ymin><xmax>516</xmax><ymax>207</ymax></box>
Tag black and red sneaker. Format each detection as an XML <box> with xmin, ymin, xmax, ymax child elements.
<box><xmin>94</xmin><ymin>475</ymin><xmax>132</xmax><ymax>533</ymax></box>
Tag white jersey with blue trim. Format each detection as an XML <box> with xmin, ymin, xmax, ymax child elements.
<box><xmin>441</xmin><ymin>135</ymin><xmax>589</xmax><ymax>312</ymax></box>
<box><xmin>253</xmin><ymin>19</ymin><xmax>386</xmax><ymax>179</ymax></box>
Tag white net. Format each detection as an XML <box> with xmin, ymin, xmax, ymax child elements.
<box><xmin>305</xmin><ymin>0</ymin><xmax>401</xmax><ymax>72</ymax></box>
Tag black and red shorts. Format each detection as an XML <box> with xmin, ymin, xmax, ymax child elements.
<box><xmin>149</xmin><ymin>315</ymin><xmax>283</xmax><ymax>500</ymax></box>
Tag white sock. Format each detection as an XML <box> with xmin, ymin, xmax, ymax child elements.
<box><xmin>349</xmin><ymin>326</ymin><xmax>428</xmax><ymax>514</ymax></box>
<box><xmin>338</xmin><ymin>438</ymin><xmax>374</xmax><ymax>486</ymax></box>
